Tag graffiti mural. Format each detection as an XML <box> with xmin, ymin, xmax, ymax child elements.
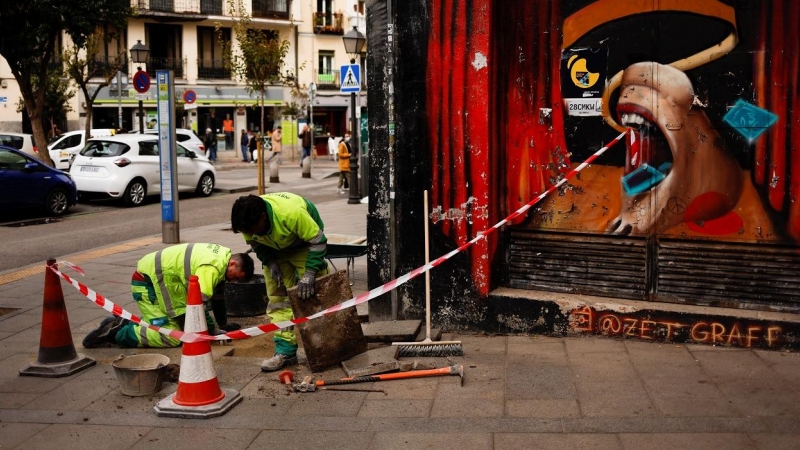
<box><xmin>424</xmin><ymin>0</ymin><xmax>800</xmax><ymax>298</ymax></box>
<box><xmin>569</xmin><ymin>306</ymin><xmax>790</xmax><ymax>349</ymax></box>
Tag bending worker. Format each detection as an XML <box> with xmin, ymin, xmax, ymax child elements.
<box><xmin>82</xmin><ymin>243</ymin><xmax>254</xmax><ymax>348</ymax></box>
<box><xmin>230</xmin><ymin>193</ymin><xmax>329</xmax><ymax>372</ymax></box>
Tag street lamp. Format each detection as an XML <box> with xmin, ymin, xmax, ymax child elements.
<box><xmin>342</xmin><ymin>26</ymin><xmax>366</xmax><ymax>204</ymax></box>
<box><xmin>129</xmin><ymin>40</ymin><xmax>150</xmax><ymax>134</ymax></box>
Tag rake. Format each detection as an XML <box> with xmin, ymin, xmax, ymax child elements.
<box><xmin>392</xmin><ymin>190</ymin><xmax>463</xmax><ymax>358</ymax></box>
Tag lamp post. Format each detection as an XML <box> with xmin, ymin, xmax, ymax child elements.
<box><xmin>129</xmin><ymin>40</ymin><xmax>150</xmax><ymax>134</ymax></box>
<box><xmin>342</xmin><ymin>26</ymin><xmax>366</xmax><ymax>204</ymax></box>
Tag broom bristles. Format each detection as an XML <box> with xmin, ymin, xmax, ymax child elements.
<box><xmin>393</xmin><ymin>341</ymin><xmax>464</xmax><ymax>357</ymax></box>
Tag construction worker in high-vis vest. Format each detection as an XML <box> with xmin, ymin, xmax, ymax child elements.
<box><xmin>82</xmin><ymin>243</ymin><xmax>254</xmax><ymax>348</ymax></box>
<box><xmin>230</xmin><ymin>193</ymin><xmax>329</xmax><ymax>372</ymax></box>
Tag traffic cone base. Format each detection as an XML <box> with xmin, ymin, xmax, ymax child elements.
<box><xmin>154</xmin><ymin>388</ymin><xmax>242</xmax><ymax>419</ymax></box>
<box><xmin>20</xmin><ymin>259</ymin><xmax>95</xmax><ymax>378</ymax></box>
<box><xmin>19</xmin><ymin>353</ymin><xmax>96</xmax><ymax>378</ymax></box>
<box><xmin>154</xmin><ymin>274</ymin><xmax>241</xmax><ymax>419</ymax></box>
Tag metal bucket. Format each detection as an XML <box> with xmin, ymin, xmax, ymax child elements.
<box><xmin>112</xmin><ymin>354</ymin><xmax>170</xmax><ymax>397</ymax></box>
<box><xmin>225</xmin><ymin>274</ymin><xmax>267</xmax><ymax>317</ymax></box>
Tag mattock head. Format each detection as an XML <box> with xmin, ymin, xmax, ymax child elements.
<box><xmin>278</xmin><ymin>369</ymin><xmax>294</xmax><ymax>384</ymax></box>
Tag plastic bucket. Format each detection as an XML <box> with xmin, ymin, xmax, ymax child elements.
<box><xmin>225</xmin><ymin>274</ymin><xmax>268</xmax><ymax>317</ymax></box>
<box><xmin>112</xmin><ymin>354</ymin><xmax>170</xmax><ymax>397</ymax></box>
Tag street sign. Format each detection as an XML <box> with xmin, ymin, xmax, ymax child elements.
<box><xmin>183</xmin><ymin>89</ymin><xmax>197</xmax><ymax>104</ymax></box>
<box><xmin>340</xmin><ymin>64</ymin><xmax>361</xmax><ymax>93</ymax></box>
<box><xmin>134</xmin><ymin>93</ymin><xmax>149</xmax><ymax>101</ymax></box>
<box><xmin>132</xmin><ymin>70</ymin><xmax>150</xmax><ymax>93</ymax></box>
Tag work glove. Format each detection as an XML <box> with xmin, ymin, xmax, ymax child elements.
<box><xmin>297</xmin><ymin>271</ymin><xmax>317</xmax><ymax>299</ymax></box>
<box><xmin>267</xmin><ymin>260</ymin><xmax>281</xmax><ymax>282</ymax></box>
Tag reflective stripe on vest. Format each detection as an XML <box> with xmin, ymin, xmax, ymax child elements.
<box><xmin>154</xmin><ymin>244</ymin><xmax>195</xmax><ymax>318</ymax></box>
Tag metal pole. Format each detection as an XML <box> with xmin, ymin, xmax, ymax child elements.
<box><xmin>309</xmin><ymin>91</ymin><xmax>314</xmax><ymax>170</ymax></box>
<box><xmin>348</xmin><ymin>87</ymin><xmax>359</xmax><ymax>204</ymax></box>
<box><xmin>117</xmin><ymin>71</ymin><xmax>123</xmax><ymax>130</ymax></box>
<box><xmin>138</xmin><ymin>101</ymin><xmax>144</xmax><ymax>134</ymax></box>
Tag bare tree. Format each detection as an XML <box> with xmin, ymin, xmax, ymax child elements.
<box><xmin>217</xmin><ymin>0</ymin><xmax>290</xmax><ymax>193</ymax></box>
<box><xmin>64</xmin><ymin>30</ymin><xmax>128</xmax><ymax>140</ymax></box>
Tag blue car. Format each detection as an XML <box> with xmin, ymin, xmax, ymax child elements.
<box><xmin>0</xmin><ymin>145</ymin><xmax>77</xmax><ymax>216</ymax></box>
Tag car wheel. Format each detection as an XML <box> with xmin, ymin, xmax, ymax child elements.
<box><xmin>44</xmin><ymin>188</ymin><xmax>70</xmax><ymax>216</ymax></box>
<box><xmin>123</xmin><ymin>179</ymin><xmax>147</xmax><ymax>207</ymax></box>
<box><xmin>196</xmin><ymin>172</ymin><xmax>214</xmax><ymax>197</ymax></box>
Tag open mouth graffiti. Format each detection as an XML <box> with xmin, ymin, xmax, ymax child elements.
<box><xmin>608</xmin><ymin>62</ymin><xmax>743</xmax><ymax>236</ymax></box>
<box><xmin>618</xmin><ymin>106</ymin><xmax>674</xmax><ymax>196</ymax></box>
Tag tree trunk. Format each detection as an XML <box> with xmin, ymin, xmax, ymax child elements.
<box><xmin>258</xmin><ymin>88</ymin><xmax>265</xmax><ymax>194</ymax></box>
<box><xmin>19</xmin><ymin>87</ymin><xmax>55</xmax><ymax>167</ymax></box>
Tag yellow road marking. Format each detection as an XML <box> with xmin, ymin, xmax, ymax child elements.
<box><xmin>0</xmin><ymin>237</ymin><xmax>161</xmax><ymax>286</ymax></box>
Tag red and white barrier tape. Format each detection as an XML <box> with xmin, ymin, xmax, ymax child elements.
<box><xmin>52</xmin><ymin>130</ymin><xmax>629</xmax><ymax>344</ymax></box>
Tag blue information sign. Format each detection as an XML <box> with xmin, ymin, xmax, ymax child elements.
<box><xmin>156</xmin><ymin>71</ymin><xmax>178</xmax><ymax>227</ymax></box>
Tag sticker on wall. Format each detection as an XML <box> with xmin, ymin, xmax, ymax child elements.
<box><xmin>723</xmin><ymin>99</ymin><xmax>778</xmax><ymax>141</ymax></box>
<box><xmin>561</xmin><ymin>46</ymin><xmax>608</xmax><ymax>116</ymax></box>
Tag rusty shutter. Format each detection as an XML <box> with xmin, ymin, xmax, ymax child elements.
<box><xmin>656</xmin><ymin>239</ymin><xmax>800</xmax><ymax>311</ymax></box>
<box><xmin>507</xmin><ymin>231</ymin><xmax>648</xmax><ymax>299</ymax></box>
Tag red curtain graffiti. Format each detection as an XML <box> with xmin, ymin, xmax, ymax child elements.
<box><xmin>756</xmin><ymin>1</ymin><xmax>800</xmax><ymax>240</ymax></box>
<box><xmin>427</xmin><ymin>0</ymin><xmax>568</xmax><ymax>296</ymax></box>
<box><xmin>427</xmin><ymin>0</ymin><xmax>496</xmax><ymax>295</ymax></box>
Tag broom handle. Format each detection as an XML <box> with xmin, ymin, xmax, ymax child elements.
<box><xmin>424</xmin><ymin>190</ymin><xmax>431</xmax><ymax>341</ymax></box>
<box><xmin>316</xmin><ymin>365</ymin><xmax>462</xmax><ymax>386</ymax></box>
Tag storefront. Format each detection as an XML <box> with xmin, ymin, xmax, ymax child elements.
<box><xmin>90</xmin><ymin>84</ymin><xmax>286</xmax><ymax>147</ymax></box>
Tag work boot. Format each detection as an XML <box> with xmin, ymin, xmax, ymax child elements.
<box><xmin>261</xmin><ymin>353</ymin><xmax>298</xmax><ymax>372</ymax></box>
<box><xmin>82</xmin><ymin>316</ymin><xmax>125</xmax><ymax>348</ymax></box>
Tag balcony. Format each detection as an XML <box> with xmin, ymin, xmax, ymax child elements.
<box><xmin>313</xmin><ymin>12</ymin><xmax>344</xmax><ymax>35</ymax></box>
<box><xmin>252</xmin><ymin>0</ymin><xmax>290</xmax><ymax>20</ymax></box>
<box><xmin>315</xmin><ymin>70</ymin><xmax>340</xmax><ymax>90</ymax></box>
<box><xmin>198</xmin><ymin>59</ymin><xmax>231</xmax><ymax>79</ymax></box>
<box><xmin>146</xmin><ymin>57</ymin><xmax>184</xmax><ymax>78</ymax></box>
<box><xmin>133</xmin><ymin>0</ymin><xmax>202</xmax><ymax>14</ymax></box>
<box><xmin>88</xmin><ymin>57</ymin><xmax>128</xmax><ymax>78</ymax></box>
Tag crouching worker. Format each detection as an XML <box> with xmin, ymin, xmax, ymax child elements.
<box><xmin>230</xmin><ymin>193</ymin><xmax>329</xmax><ymax>372</ymax></box>
<box><xmin>82</xmin><ymin>243</ymin><xmax>254</xmax><ymax>348</ymax></box>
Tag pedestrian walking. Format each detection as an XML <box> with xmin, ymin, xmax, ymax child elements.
<box><xmin>299</xmin><ymin>124</ymin><xmax>311</xmax><ymax>167</ymax></box>
<box><xmin>269</xmin><ymin>126</ymin><xmax>283</xmax><ymax>164</ymax></box>
<box><xmin>240</xmin><ymin>129</ymin><xmax>250</xmax><ymax>162</ymax></box>
<box><xmin>204</xmin><ymin>128</ymin><xmax>216</xmax><ymax>163</ymax></box>
<box><xmin>248</xmin><ymin>130</ymin><xmax>258</xmax><ymax>164</ymax></box>
<box><xmin>337</xmin><ymin>132</ymin><xmax>351</xmax><ymax>194</ymax></box>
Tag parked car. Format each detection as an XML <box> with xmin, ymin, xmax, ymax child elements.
<box><xmin>47</xmin><ymin>129</ymin><xmax>116</xmax><ymax>170</ymax></box>
<box><xmin>0</xmin><ymin>132</ymin><xmax>39</xmax><ymax>159</ymax></box>
<box><xmin>139</xmin><ymin>128</ymin><xmax>206</xmax><ymax>156</ymax></box>
<box><xmin>69</xmin><ymin>134</ymin><xmax>215</xmax><ymax>207</ymax></box>
<box><xmin>0</xmin><ymin>145</ymin><xmax>77</xmax><ymax>216</ymax></box>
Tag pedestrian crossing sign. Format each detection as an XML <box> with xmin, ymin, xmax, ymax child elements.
<box><xmin>340</xmin><ymin>64</ymin><xmax>361</xmax><ymax>93</ymax></box>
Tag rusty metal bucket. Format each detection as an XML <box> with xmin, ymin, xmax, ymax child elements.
<box><xmin>112</xmin><ymin>353</ymin><xmax>170</xmax><ymax>397</ymax></box>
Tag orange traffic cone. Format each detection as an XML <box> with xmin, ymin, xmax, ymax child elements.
<box><xmin>20</xmin><ymin>259</ymin><xmax>96</xmax><ymax>377</ymax></box>
<box><xmin>154</xmin><ymin>275</ymin><xmax>242</xmax><ymax>418</ymax></box>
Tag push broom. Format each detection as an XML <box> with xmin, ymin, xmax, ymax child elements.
<box><xmin>392</xmin><ymin>190</ymin><xmax>463</xmax><ymax>357</ymax></box>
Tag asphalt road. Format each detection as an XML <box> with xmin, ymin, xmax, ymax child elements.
<box><xmin>0</xmin><ymin>167</ymin><xmax>341</xmax><ymax>272</ymax></box>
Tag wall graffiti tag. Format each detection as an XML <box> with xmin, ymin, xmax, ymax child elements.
<box><xmin>570</xmin><ymin>306</ymin><xmax>787</xmax><ymax>349</ymax></box>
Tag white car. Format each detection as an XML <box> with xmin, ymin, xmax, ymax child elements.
<box><xmin>69</xmin><ymin>134</ymin><xmax>215</xmax><ymax>207</ymax></box>
<box><xmin>48</xmin><ymin>129</ymin><xmax>116</xmax><ymax>170</ymax></box>
<box><xmin>140</xmin><ymin>128</ymin><xmax>206</xmax><ymax>156</ymax></box>
<box><xmin>0</xmin><ymin>132</ymin><xmax>39</xmax><ymax>159</ymax></box>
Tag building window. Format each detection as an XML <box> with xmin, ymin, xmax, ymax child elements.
<box><xmin>89</xmin><ymin>25</ymin><xmax>127</xmax><ymax>77</ymax></box>
<box><xmin>198</xmin><ymin>26</ymin><xmax>230</xmax><ymax>79</ymax></box>
<box><xmin>317</xmin><ymin>51</ymin><xmax>336</xmax><ymax>87</ymax></box>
